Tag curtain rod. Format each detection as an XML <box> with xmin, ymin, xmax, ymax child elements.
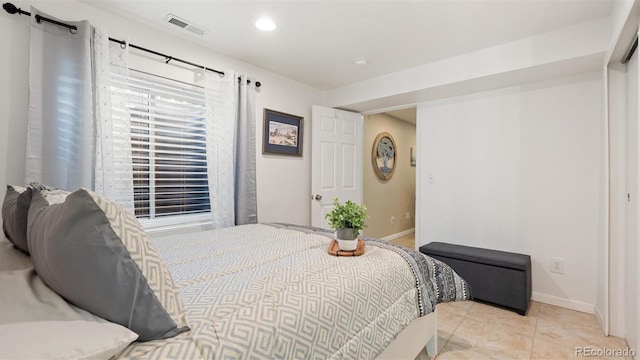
<box><xmin>2</xmin><ymin>2</ymin><xmax>262</xmax><ymax>88</ymax></box>
<box><xmin>622</xmin><ymin>33</ymin><xmax>638</xmax><ymax>65</ymax></box>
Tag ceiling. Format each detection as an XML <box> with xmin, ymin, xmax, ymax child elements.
<box><xmin>83</xmin><ymin>1</ymin><xmax>616</xmax><ymax>91</ymax></box>
<box><xmin>384</xmin><ymin>107</ymin><xmax>416</xmax><ymax>124</ymax></box>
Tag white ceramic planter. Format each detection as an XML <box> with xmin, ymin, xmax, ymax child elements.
<box><xmin>337</xmin><ymin>238</ymin><xmax>358</xmax><ymax>251</ymax></box>
<box><xmin>336</xmin><ymin>228</ymin><xmax>358</xmax><ymax>251</ymax></box>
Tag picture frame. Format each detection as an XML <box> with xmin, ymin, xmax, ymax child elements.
<box><xmin>262</xmin><ymin>109</ymin><xmax>304</xmax><ymax>156</ymax></box>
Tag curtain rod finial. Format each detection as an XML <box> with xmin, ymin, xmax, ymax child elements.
<box><xmin>3</xmin><ymin>2</ymin><xmax>29</xmax><ymax>16</ymax></box>
<box><xmin>3</xmin><ymin>3</ymin><xmax>19</xmax><ymax>14</ymax></box>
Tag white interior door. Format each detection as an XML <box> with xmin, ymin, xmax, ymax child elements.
<box><xmin>311</xmin><ymin>105</ymin><xmax>363</xmax><ymax>229</ymax></box>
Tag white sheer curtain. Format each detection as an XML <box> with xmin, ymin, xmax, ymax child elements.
<box><xmin>197</xmin><ymin>70</ymin><xmax>236</xmax><ymax>228</ymax></box>
<box><xmin>27</xmin><ymin>7</ymin><xmax>134</xmax><ymax>208</ymax></box>
<box><xmin>26</xmin><ymin>8</ymin><xmax>93</xmax><ymax>190</ymax></box>
<box><xmin>92</xmin><ymin>29</ymin><xmax>134</xmax><ymax>211</ymax></box>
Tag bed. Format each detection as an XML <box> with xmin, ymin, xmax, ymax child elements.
<box><xmin>117</xmin><ymin>223</ymin><xmax>471</xmax><ymax>359</ymax></box>
<box><xmin>1</xmin><ymin>185</ymin><xmax>470</xmax><ymax>359</ymax></box>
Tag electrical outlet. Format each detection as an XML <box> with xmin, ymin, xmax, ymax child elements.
<box><xmin>550</xmin><ymin>257</ymin><xmax>564</xmax><ymax>274</ymax></box>
<box><xmin>390</xmin><ymin>216</ymin><xmax>395</xmax><ymax>224</ymax></box>
<box><xmin>405</xmin><ymin>212</ymin><xmax>410</xmax><ymax>220</ymax></box>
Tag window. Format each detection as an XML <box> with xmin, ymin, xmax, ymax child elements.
<box><xmin>111</xmin><ymin>70</ymin><xmax>210</xmax><ymax>224</ymax></box>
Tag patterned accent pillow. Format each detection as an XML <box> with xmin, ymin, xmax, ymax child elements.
<box><xmin>2</xmin><ymin>185</ymin><xmax>32</xmax><ymax>253</ymax></box>
<box><xmin>28</xmin><ymin>181</ymin><xmax>70</xmax><ymax>204</ymax></box>
<box><xmin>27</xmin><ymin>187</ymin><xmax>189</xmax><ymax>341</ymax></box>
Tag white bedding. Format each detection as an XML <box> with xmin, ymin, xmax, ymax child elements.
<box><xmin>117</xmin><ymin>223</ymin><xmax>469</xmax><ymax>359</ymax></box>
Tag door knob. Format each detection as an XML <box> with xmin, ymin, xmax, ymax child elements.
<box><xmin>314</xmin><ymin>194</ymin><xmax>322</xmax><ymax>201</ymax></box>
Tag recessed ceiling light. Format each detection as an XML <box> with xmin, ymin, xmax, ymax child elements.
<box><xmin>255</xmin><ymin>18</ymin><xmax>276</xmax><ymax>31</ymax></box>
<box><xmin>354</xmin><ymin>58</ymin><xmax>368</xmax><ymax>66</ymax></box>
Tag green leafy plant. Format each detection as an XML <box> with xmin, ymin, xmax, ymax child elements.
<box><xmin>325</xmin><ymin>198</ymin><xmax>368</xmax><ymax>237</ymax></box>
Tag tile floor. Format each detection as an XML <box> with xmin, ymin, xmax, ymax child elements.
<box><xmin>390</xmin><ymin>233</ymin><xmax>417</xmax><ymax>250</ymax></box>
<box><xmin>388</xmin><ymin>233</ymin><xmax>633</xmax><ymax>360</ymax></box>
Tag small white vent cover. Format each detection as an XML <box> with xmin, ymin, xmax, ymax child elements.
<box><xmin>163</xmin><ymin>14</ymin><xmax>208</xmax><ymax>36</ymax></box>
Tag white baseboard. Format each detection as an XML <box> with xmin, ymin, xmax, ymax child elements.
<box><xmin>380</xmin><ymin>228</ymin><xmax>415</xmax><ymax>241</ymax></box>
<box><xmin>531</xmin><ymin>291</ymin><xmax>595</xmax><ymax>314</ymax></box>
<box><xmin>594</xmin><ymin>305</ymin><xmax>608</xmax><ymax>336</ymax></box>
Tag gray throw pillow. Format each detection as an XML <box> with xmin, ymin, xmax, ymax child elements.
<box><xmin>1</xmin><ymin>185</ymin><xmax>32</xmax><ymax>253</ymax></box>
<box><xmin>27</xmin><ymin>187</ymin><xmax>189</xmax><ymax>341</ymax></box>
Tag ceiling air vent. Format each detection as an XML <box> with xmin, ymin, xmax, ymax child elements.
<box><xmin>163</xmin><ymin>14</ymin><xmax>208</xmax><ymax>36</ymax></box>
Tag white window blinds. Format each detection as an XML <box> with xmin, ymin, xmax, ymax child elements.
<box><xmin>110</xmin><ymin>70</ymin><xmax>211</xmax><ymax>220</ymax></box>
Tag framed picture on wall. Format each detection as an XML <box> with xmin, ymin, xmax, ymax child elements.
<box><xmin>262</xmin><ymin>109</ymin><xmax>304</xmax><ymax>156</ymax></box>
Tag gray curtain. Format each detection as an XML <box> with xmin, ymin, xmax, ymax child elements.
<box><xmin>234</xmin><ymin>75</ymin><xmax>258</xmax><ymax>225</ymax></box>
<box><xmin>26</xmin><ymin>8</ymin><xmax>93</xmax><ymax>190</ymax></box>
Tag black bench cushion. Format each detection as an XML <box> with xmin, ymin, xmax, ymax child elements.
<box><xmin>420</xmin><ymin>242</ymin><xmax>530</xmax><ymax>271</ymax></box>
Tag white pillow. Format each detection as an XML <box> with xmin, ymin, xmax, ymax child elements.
<box><xmin>0</xmin><ymin>269</ymin><xmax>138</xmax><ymax>358</ymax></box>
<box><xmin>0</xmin><ymin>237</ymin><xmax>32</xmax><ymax>271</ymax></box>
<box><xmin>0</xmin><ymin>321</ymin><xmax>138</xmax><ymax>360</ymax></box>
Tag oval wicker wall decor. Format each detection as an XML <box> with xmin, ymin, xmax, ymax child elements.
<box><xmin>372</xmin><ymin>132</ymin><xmax>397</xmax><ymax>180</ymax></box>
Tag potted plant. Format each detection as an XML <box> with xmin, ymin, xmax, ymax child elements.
<box><xmin>325</xmin><ymin>198</ymin><xmax>367</xmax><ymax>251</ymax></box>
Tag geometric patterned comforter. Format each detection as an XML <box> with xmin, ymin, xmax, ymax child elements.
<box><xmin>117</xmin><ymin>223</ymin><xmax>471</xmax><ymax>359</ymax></box>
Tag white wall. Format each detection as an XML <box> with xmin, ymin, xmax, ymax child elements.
<box><xmin>417</xmin><ymin>72</ymin><xmax>604</xmax><ymax>312</ymax></box>
<box><xmin>0</xmin><ymin>7</ymin><xmax>29</xmax><ymax>223</ymax></box>
<box><xmin>0</xmin><ymin>0</ymin><xmax>324</xmax><ymax>230</ymax></box>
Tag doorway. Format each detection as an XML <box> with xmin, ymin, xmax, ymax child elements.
<box><xmin>362</xmin><ymin>107</ymin><xmax>417</xmax><ymax>249</ymax></box>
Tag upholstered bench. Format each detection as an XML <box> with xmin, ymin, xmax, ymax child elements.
<box><xmin>419</xmin><ymin>242</ymin><xmax>531</xmax><ymax>315</ymax></box>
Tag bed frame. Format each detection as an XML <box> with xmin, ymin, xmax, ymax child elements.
<box><xmin>376</xmin><ymin>308</ymin><xmax>438</xmax><ymax>360</ymax></box>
